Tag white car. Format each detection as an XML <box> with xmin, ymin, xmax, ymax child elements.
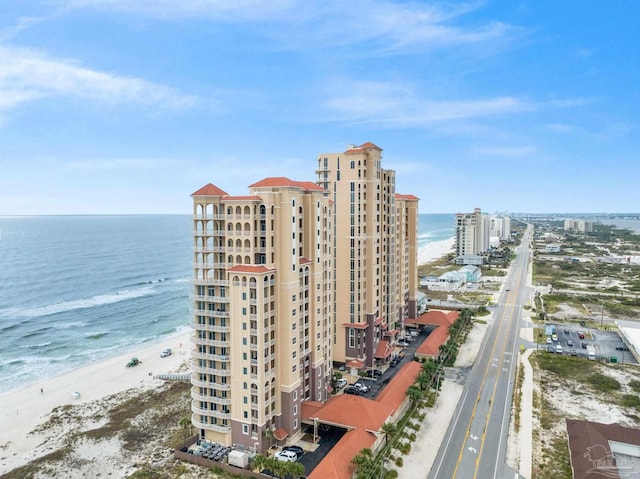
<box><xmin>336</xmin><ymin>378</ymin><xmax>348</xmax><ymax>389</ymax></box>
<box><xmin>352</xmin><ymin>382</ymin><xmax>369</xmax><ymax>393</ymax></box>
<box><xmin>160</xmin><ymin>348</ymin><xmax>172</xmax><ymax>358</ymax></box>
<box><xmin>274</xmin><ymin>450</ymin><xmax>298</xmax><ymax>462</ymax></box>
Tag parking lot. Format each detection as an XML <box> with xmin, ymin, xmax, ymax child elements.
<box><xmin>544</xmin><ymin>322</ymin><xmax>637</xmax><ymax>364</ymax></box>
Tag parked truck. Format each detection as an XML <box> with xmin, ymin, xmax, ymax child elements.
<box><xmin>587</xmin><ymin>345</ymin><xmax>596</xmax><ymax>361</ymax></box>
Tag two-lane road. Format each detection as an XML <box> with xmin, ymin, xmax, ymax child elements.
<box><xmin>430</xmin><ymin>226</ymin><xmax>532</xmax><ymax>479</ymax></box>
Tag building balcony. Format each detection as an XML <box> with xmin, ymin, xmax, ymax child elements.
<box><xmin>192</xmin><ymin>337</ymin><xmax>230</xmax><ymax>348</ymax></box>
<box><xmin>193</xmin><ymin>230</ymin><xmax>225</xmax><ymax>237</ymax></box>
<box><xmin>191</xmin><ymin>349</ymin><xmax>230</xmax><ymax>362</ymax></box>
<box><xmin>191</xmin><ymin>417</ymin><xmax>231</xmax><ymax>434</ymax></box>
<box><xmin>191</xmin><ymin>404</ymin><xmax>231</xmax><ymax>420</ymax></box>
<box><xmin>192</xmin><ymin>364</ymin><xmax>232</xmax><ymax>376</ymax></box>
<box><xmin>191</xmin><ymin>378</ymin><xmax>231</xmax><ymax>391</ymax></box>
<box><xmin>190</xmin><ymin>389</ymin><xmax>232</xmax><ymax>406</ymax></box>
<box><xmin>190</xmin><ymin>308</ymin><xmax>230</xmax><ymax>318</ymax></box>
<box><xmin>194</xmin><ymin>262</ymin><xmax>227</xmax><ymax>269</ymax></box>
<box><xmin>194</xmin><ymin>278</ymin><xmax>228</xmax><ymax>287</ymax></box>
<box><xmin>190</xmin><ymin>294</ymin><xmax>230</xmax><ymax>303</ymax></box>
<box><xmin>192</xmin><ymin>322</ymin><xmax>231</xmax><ymax>334</ymax></box>
<box><xmin>193</xmin><ymin>246</ymin><xmax>226</xmax><ymax>253</ymax></box>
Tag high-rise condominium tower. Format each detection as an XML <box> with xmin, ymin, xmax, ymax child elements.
<box><xmin>316</xmin><ymin>143</ymin><xmax>419</xmax><ymax>369</ymax></box>
<box><xmin>190</xmin><ymin>143</ymin><xmax>418</xmax><ymax>451</ymax></box>
<box><xmin>190</xmin><ymin>178</ymin><xmax>333</xmax><ymax>451</ymax></box>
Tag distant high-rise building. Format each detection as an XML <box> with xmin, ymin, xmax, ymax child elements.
<box><xmin>564</xmin><ymin>219</ymin><xmax>593</xmax><ymax>234</ymax></box>
<box><xmin>455</xmin><ymin>208</ymin><xmax>483</xmax><ymax>257</ymax></box>
<box><xmin>190</xmin><ymin>143</ymin><xmax>418</xmax><ymax>451</ymax></box>
<box><xmin>490</xmin><ymin>216</ymin><xmax>512</xmax><ymax>241</ymax></box>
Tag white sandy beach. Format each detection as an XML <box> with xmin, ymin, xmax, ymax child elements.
<box><xmin>0</xmin><ymin>330</ymin><xmax>192</xmax><ymax>475</ymax></box>
<box><xmin>418</xmin><ymin>237</ymin><xmax>455</xmax><ymax>265</ymax></box>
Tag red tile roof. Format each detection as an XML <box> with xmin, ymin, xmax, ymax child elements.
<box><xmin>307</xmin><ymin>427</ymin><xmax>376</xmax><ymax>479</ymax></box>
<box><xmin>310</xmin><ymin>394</ymin><xmax>393</xmax><ymax>431</ymax></box>
<box><xmin>301</xmin><ymin>401</ymin><xmax>324</xmax><ymax>421</ymax></box>
<box><xmin>345</xmin><ymin>142</ymin><xmax>382</xmax><ymax>153</ymax></box>
<box><xmin>346</xmin><ymin>359</ymin><xmax>364</xmax><ymax>369</ymax></box>
<box><xmin>191</xmin><ymin>183</ymin><xmax>228</xmax><ymax>197</ymax></box>
<box><xmin>375</xmin><ymin>361</ymin><xmax>421</xmax><ymax>410</ymax></box>
<box><xmin>249</xmin><ymin>177</ymin><xmax>325</xmax><ymax>191</ymax></box>
<box><xmin>299</xmin><ymin>257</ymin><xmax>312</xmax><ymax>265</ymax></box>
<box><xmin>227</xmin><ymin>265</ymin><xmax>273</xmax><ymax>274</ymax></box>
<box><xmin>374</xmin><ymin>340</ymin><xmax>393</xmax><ymax>359</ymax></box>
<box><xmin>415</xmin><ymin>325</ymin><xmax>449</xmax><ymax>358</ymax></box>
<box><xmin>396</xmin><ymin>193</ymin><xmax>420</xmax><ymax>201</ymax></box>
<box><xmin>341</xmin><ymin>322</ymin><xmax>369</xmax><ymax>329</ymax></box>
<box><xmin>274</xmin><ymin>428</ymin><xmax>288</xmax><ymax>441</ymax></box>
<box><xmin>406</xmin><ymin>310</ymin><xmax>459</xmax><ymax>328</ymax></box>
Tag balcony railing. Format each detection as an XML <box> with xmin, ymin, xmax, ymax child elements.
<box><xmin>190</xmin><ymin>389</ymin><xmax>232</xmax><ymax>406</ymax></box>
<box><xmin>191</xmin><ymin>417</ymin><xmax>231</xmax><ymax>434</ymax></box>
<box><xmin>190</xmin><ymin>294</ymin><xmax>230</xmax><ymax>303</ymax></box>
<box><xmin>191</xmin><ymin>323</ymin><xmax>230</xmax><ymax>334</ymax></box>
<box><xmin>190</xmin><ymin>308</ymin><xmax>230</xmax><ymax>318</ymax></box>
<box><xmin>191</xmin><ymin>378</ymin><xmax>231</xmax><ymax>391</ymax></box>
<box><xmin>192</xmin><ymin>364</ymin><xmax>232</xmax><ymax>376</ymax></box>
<box><xmin>194</xmin><ymin>278</ymin><xmax>228</xmax><ymax>286</ymax></box>
<box><xmin>192</xmin><ymin>337</ymin><xmax>230</xmax><ymax>348</ymax></box>
<box><xmin>191</xmin><ymin>349</ymin><xmax>230</xmax><ymax>362</ymax></box>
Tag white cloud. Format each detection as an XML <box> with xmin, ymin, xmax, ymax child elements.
<box><xmin>56</xmin><ymin>0</ymin><xmax>517</xmax><ymax>51</ymax></box>
<box><xmin>0</xmin><ymin>45</ymin><xmax>197</xmax><ymax>114</ymax></box>
<box><xmin>322</xmin><ymin>79</ymin><xmax>531</xmax><ymax>126</ymax></box>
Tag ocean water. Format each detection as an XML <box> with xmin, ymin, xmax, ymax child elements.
<box><xmin>0</xmin><ymin>213</ymin><xmax>454</xmax><ymax>395</ymax></box>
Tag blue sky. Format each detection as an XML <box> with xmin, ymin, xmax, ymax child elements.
<box><xmin>0</xmin><ymin>1</ymin><xmax>638</xmax><ymax>215</ymax></box>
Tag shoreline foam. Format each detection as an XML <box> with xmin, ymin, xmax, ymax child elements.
<box><xmin>0</xmin><ymin>330</ymin><xmax>191</xmax><ymax>474</ymax></box>
<box><xmin>418</xmin><ymin>237</ymin><xmax>456</xmax><ymax>265</ymax></box>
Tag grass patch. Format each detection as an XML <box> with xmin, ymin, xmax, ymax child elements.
<box><xmin>586</xmin><ymin>373</ymin><xmax>621</xmax><ymax>392</ymax></box>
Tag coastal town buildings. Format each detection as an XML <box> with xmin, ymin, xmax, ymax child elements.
<box><xmin>190</xmin><ymin>143</ymin><xmax>418</xmax><ymax>451</ymax></box>
<box><xmin>564</xmin><ymin>219</ymin><xmax>593</xmax><ymax>234</ymax></box>
<box><xmin>455</xmin><ymin>208</ymin><xmax>483</xmax><ymax>258</ymax></box>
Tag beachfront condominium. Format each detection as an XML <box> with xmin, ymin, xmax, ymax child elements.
<box><xmin>456</xmin><ymin>208</ymin><xmax>482</xmax><ymax>257</ymax></box>
<box><xmin>189</xmin><ymin>143</ymin><xmax>418</xmax><ymax>451</ymax></box>
<box><xmin>190</xmin><ymin>178</ymin><xmax>333</xmax><ymax>451</ymax></box>
<box><xmin>316</xmin><ymin>142</ymin><xmax>419</xmax><ymax>369</ymax></box>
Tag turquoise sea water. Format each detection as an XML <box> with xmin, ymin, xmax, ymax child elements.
<box><xmin>0</xmin><ymin>214</ymin><xmax>454</xmax><ymax>395</ymax></box>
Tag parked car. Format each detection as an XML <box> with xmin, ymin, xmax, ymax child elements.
<box><xmin>336</xmin><ymin>378</ymin><xmax>347</xmax><ymax>389</ymax></box>
<box><xmin>564</xmin><ymin>329</ymin><xmax>570</xmax><ymax>334</ymax></box>
<box><xmin>581</xmin><ymin>342</ymin><xmax>588</xmax><ymax>349</ymax></box>
<box><xmin>365</xmin><ymin>369</ymin><xmax>383</xmax><ymax>378</ymax></box>
<box><xmin>397</xmin><ymin>340</ymin><xmax>410</xmax><ymax>347</ymax></box>
<box><xmin>160</xmin><ymin>348</ymin><xmax>172</xmax><ymax>358</ymax></box>
<box><xmin>126</xmin><ymin>357</ymin><xmax>141</xmax><ymax>368</ymax></box>
<box><xmin>616</xmin><ymin>345</ymin><xmax>629</xmax><ymax>351</ymax></box>
<box><xmin>390</xmin><ymin>356</ymin><xmax>401</xmax><ymax>367</ymax></box>
<box><xmin>567</xmin><ymin>340</ymin><xmax>574</xmax><ymax>347</ymax></box>
<box><xmin>578</xmin><ymin>331</ymin><xmax>586</xmax><ymax>339</ymax></box>
<box><xmin>546</xmin><ymin>337</ymin><xmax>552</xmax><ymax>345</ymax></box>
<box><xmin>570</xmin><ymin>349</ymin><xmax>578</xmax><ymax>356</ymax></box>
<box><xmin>283</xmin><ymin>446</ymin><xmax>304</xmax><ymax>459</ymax></box>
<box><xmin>409</xmin><ymin>330</ymin><xmax>419</xmax><ymax>337</ymax></box>
<box><xmin>274</xmin><ymin>450</ymin><xmax>298</xmax><ymax>462</ymax></box>
<box><xmin>352</xmin><ymin>382</ymin><xmax>369</xmax><ymax>393</ymax></box>
<box><xmin>343</xmin><ymin>386</ymin><xmax>361</xmax><ymax>395</ymax></box>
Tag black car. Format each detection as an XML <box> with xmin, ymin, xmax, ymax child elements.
<box><xmin>283</xmin><ymin>445</ymin><xmax>305</xmax><ymax>459</ymax></box>
<box><xmin>564</xmin><ymin>329</ymin><xmax>570</xmax><ymax>334</ymax></box>
<box><xmin>366</xmin><ymin>369</ymin><xmax>383</xmax><ymax>378</ymax></box>
<box><xmin>344</xmin><ymin>386</ymin><xmax>361</xmax><ymax>395</ymax></box>
<box><xmin>616</xmin><ymin>345</ymin><xmax>629</xmax><ymax>351</ymax></box>
<box><xmin>581</xmin><ymin>342</ymin><xmax>588</xmax><ymax>349</ymax></box>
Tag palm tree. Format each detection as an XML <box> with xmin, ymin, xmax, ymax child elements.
<box><xmin>252</xmin><ymin>454</ymin><xmax>268</xmax><ymax>474</ymax></box>
<box><xmin>351</xmin><ymin>448</ymin><xmax>375</xmax><ymax>479</ymax></box>
<box><xmin>416</xmin><ymin>371</ymin><xmax>430</xmax><ymax>391</ymax></box>
<box><xmin>406</xmin><ymin>384</ymin><xmax>424</xmax><ymax>405</ymax></box>
<box><xmin>380</xmin><ymin>422</ymin><xmax>398</xmax><ymax>445</ymax></box>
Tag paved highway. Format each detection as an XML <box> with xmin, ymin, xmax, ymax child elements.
<box><xmin>429</xmin><ymin>226</ymin><xmax>532</xmax><ymax>479</ymax></box>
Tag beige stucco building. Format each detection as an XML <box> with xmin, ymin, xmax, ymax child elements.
<box><xmin>190</xmin><ymin>143</ymin><xmax>418</xmax><ymax>451</ymax></box>
<box><xmin>316</xmin><ymin>142</ymin><xmax>419</xmax><ymax>368</ymax></box>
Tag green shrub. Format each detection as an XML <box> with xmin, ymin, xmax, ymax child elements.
<box><xmin>587</xmin><ymin>373</ymin><xmax>621</xmax><ymax>392</ymax></box>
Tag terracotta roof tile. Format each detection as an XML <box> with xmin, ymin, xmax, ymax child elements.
<box><xmin>407</xmin><ymin>310</ymin><xmax>459</xmax><ymax>328</ymax></box>
<box><xmin>345</xmin><ymin>142</ymin><xmax>383</xmax><ymax>154</ymax></box>
<box><xmin>341</xmin><ymin>322</ymin><xmax>369</xmax><ymax>329</ymax></box>
<box><xmin>346</xmin><ymin>359</ymin><xmax>365</xmax><ymax>369</ymax></box>
<box><xmin>396</xmin><ymin>193</ymin><xmax>420</xmax><ymax>201</ymax></box>
<box><xmin>301</xmin><ymin>401</ymin><xmax>325</xmax><ymax>421</ymax></box>
<box><xmin>310</xmin><ymin>394</ymin><xmax>393</xmax><ymax>431</ymax></box>
<box><xmin>249</xmin><ymin>177</ymin><xmax>325</xmax><ymax>191</ymax></box>
<box><xmin>274</xmin><ymin>428</ymin><xmax>288</xmax><ymax>441</ymax></box>
<box><xmin>415</xmin><ymin>325</ymin><xmax>449</xmax><ymax>358</ymax></box>
<box><xmin>375</xmin><ymin>361</ymin><xmax>421</xmax><ymax>410</ymax></box>
<box><xmin>191</xmin><ymin>183</ymin><xmax>228</xmax><ymax>197</ymax></box>
<box><xmin>307</xmin><ymin>428</ymin><xmax>376</xmax><ymax>479</ymax></box>
<box><xmin>374</xmin><ymin>340</ymin><xmax>393</xmax><ymax>359</ymax></box>
<box><xmin>227</xmin><ymin>265</ymin><xmax>273</xmax><ymax>274</ymax></box>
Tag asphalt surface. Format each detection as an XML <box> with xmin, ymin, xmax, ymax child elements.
<box><xmin>429</xmin><ymin>226</ymin><xmax>533</xmax><ymax>479</ymax></box>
